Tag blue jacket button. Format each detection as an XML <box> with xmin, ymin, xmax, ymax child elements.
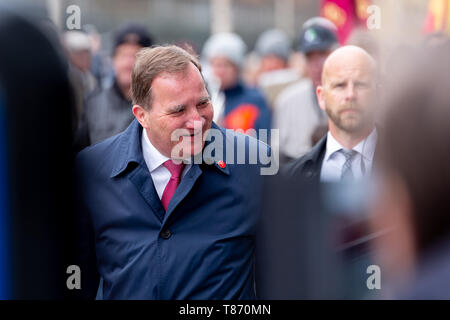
<box><xmin>160</xmin><ymin>229</ymin><xmax>172</xmax><ymax>239</ymax></box>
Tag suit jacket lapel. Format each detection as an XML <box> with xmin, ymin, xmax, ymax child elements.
<box><xmin>298</xmin><ymin>135</ymin><xmax>327</xmax><ymax>181</ymax></box>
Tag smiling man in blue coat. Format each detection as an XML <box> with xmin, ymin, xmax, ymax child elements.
<box><xmin>74</xmin><ymin>45</ymin><xmax>273</xmax><ymax>299</ymax></box>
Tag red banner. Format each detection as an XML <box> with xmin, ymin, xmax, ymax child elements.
<box><xmin>320</xmin><ymin>0</ymin><xmax>371</xmax><ymax>44</ymax></box>
<box><xmin>423</xmin><ymin>0</ymin><xmax>450</xmax><ymax>35</ymax></box>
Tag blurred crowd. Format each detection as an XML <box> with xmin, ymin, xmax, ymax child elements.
<box><xmin>1</xmin><ymin>0</ymin><xmax>450</xmax><ymax>300</ymax></box>
<box><xmin>66</xmin><ymin>16</ymin><xmax>380</xmax><ymax>163</ymax></box>
<box><xmin>63</xmin><ymin>16</ymin><xmax>450</xmax><ymax>299</ymax></box>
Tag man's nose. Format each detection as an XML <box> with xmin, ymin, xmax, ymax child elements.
<box><xmin>186</xmin><ymin>108</ymin><xmax>205</xmax><ymax>129</ymax></box>
<box><xmin>345</xmin><ymin>83</ymin><xmax>356</xmax><ymax>100</ymax></box>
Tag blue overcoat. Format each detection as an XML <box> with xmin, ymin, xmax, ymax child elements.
<box><xmin>75</xmin><ymin>119</ymin><xmax>268</xmax><ymax>299</ymax></box>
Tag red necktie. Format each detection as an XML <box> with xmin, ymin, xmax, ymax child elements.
<box><xmin>161</xmin><ymin>160</ymin><xmax>185</xmax><ymax>211</ymax></box>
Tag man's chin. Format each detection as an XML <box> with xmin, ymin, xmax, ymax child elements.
<box><xmin>340</xmin><ymin>119</ymin><xmax>366</xmax><ymax>133</ymax></box>
<box><xmin>170</xmin><ymin>142</ymin><xmax>204</xmax><ymax>161</ymax></box>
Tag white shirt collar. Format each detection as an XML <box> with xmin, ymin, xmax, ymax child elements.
<box><xmin>324</xmin><ymin>128</ymin><xmax>378</xmax><ymax>162</ymax></box>
<box><xmin>141</xmin><ymin>128</ymin><xmax>170</xmax><ymax>173</ymax></box>
<box><xmin>354</xmin><ymin>128</ymin><xmax>377</xmax><ymax>161</ymax></box>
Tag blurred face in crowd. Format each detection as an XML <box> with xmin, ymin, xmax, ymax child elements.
<box><xmin>259</xmin><ymin>55</ymin><xmax>287</xmax><ymax>74</ymax></box>
<box><xmin>69</xmin><ymin>49</ymin><xmax>91</xmax><ymax>72</ymax></box>
<box><xmin>305</xmin><ymin>50</ymin><xmax>331</xmax><ymax>88</ymax></box>
<box><xmin>317</xmin><ymin>46</ymin><xmax>377</xmax><ymax>136</ymax></box>
<box><xmin>113</xmin><ymin>43</ymin><xmax>142</xmax><ymax>96</ymax></box>
<box><xmin>133</xmin><ymin>62</ymin><xmax>214</xmax><ymax>159</ymax></box>
<box><xmin>210</xmin><ymin>56</ymin><xmax>239</xmax><ymax>90</ymax></box>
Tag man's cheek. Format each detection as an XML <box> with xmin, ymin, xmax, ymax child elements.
<box><xmin>206</xmin><ymin>109</ymin><xmax>214</xmax><ymax>123</ymax></box>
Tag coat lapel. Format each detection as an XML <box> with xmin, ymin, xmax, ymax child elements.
<box><xmin>110</xmin><ymin>119</ymin><xmax>166</xmax><ymax>223</ymax></box>
<box><xmin>128</xmin><ymin>164</ymin><xmax>166</xmax><ymax>223</ymax></box>
<box><xmin>111</xmin><ymin>120</ymin><xmax>229</xmax><ymax>226</ymax></box>
<box><xmin>162</xmin><ymin>122</ymin><xmax>229</xmax><ymax>224</ymax></box>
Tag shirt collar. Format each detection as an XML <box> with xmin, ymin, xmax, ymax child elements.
<box><xmin>110</xmin><ymin>120</ymin><xmax>231</xmax><ymax>177</ymax></box>
<box><xmin>354</xmin><ymin>128</ymin><xmax>377</xmax><ymax>161</ymax></box>
<box><xmin>141</xmin><ymin>128</ymin><xmax>170</xmax><ymax>173</ymax></box>
<box><xmin>324</xmin><ymin>128</ymin><xmax>378</xmax><ymax>162</ymax></box>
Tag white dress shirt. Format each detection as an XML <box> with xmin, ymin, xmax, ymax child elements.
<box><xmin>320</xmin><ymin>129</ymin><xmax>377</xmax><ymax>182</ymax></box>
<box><xmin>141</xmin><ymin>129</ymin><xmax>191</xmax><ymax>199</ymax></box>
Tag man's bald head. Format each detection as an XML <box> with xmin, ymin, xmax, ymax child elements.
<box><xmin>321</xmin><ymin>45</ymin><xmax>376</xmax><ymax>86</ymax></box>
<box><xmin>316</xmin><ymin>45</ymin><xmax>378</xmax><ymax>140</ymax></box>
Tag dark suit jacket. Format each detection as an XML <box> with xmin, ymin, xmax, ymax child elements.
<box><xmin>285</xmin><ymin>131</ymin><xmax>380</xmax><ymax>181</ymax></box>
<box><xmin>284</xmin><ymin>135</ymin><xmax>327</xmax><ymax>181</ymax></box>
<box><xmin>75</xmin><ymin>119</ymin><xmax>268</xmax><ymax>299</ymax></box>
<box><xmin>259</xmin><ymin>132</ymin><xmax>382</xmax><ymax>299</ymax></box>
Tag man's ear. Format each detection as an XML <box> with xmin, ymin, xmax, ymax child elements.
<box><xmin>316</xmin><ymin>86</ymin><xmax>326</xmax><ymax>111</ymax></box>
<box><xmin>132</xmin><ymin>105</ymin><xmax>148</xmax><ymax>128</ymax></box>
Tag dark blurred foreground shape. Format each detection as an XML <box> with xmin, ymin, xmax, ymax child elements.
<box><xmin>256</xmin><ymin>174</ymin><xmax>381</xmax><ymax>299</ymax></box>
<box><xmin>0</xmin><ymin>9</ymin><xmax>76</xmax><ymax>299</ymax></box>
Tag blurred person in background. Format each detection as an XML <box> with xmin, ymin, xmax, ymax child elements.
<box><xmin>273</xmin><ymin>17</ymin><xmax>338</xmax><ymax>165</ymax></box>
<box><xmin>75</xmin><ymin>22</ymin><xmax>153</xmax><ymax>150</ymax></box>
<box><xmin>83</xmin><ymin>24</ymin><xmax>114</xmax><ymax>90</ymax></box>
<box><xmin>287</xmin><ymin>45</ymin><xmax>378</xmax><ymax>183</ymax></box>
<box><xmin>254</xmin><ymin>28</ymin><xmax>300</xmax><ymax>111</ymax></box>
<box><xmin>370</xmin><ymin>46</ymin><xmax>450</xmax><ymax>299</ymax></box>
<box><xmin>423</xmin><ymin>31</ymin><xmax>449</xmax><ymax>48</ymax></box>
<box><xmin>202</xmin><ymin>32</ymin><xmax>271</xmax><ymax>136</ymax></box>
<box><xmin>63</xmin><ymin>30</ymin><xmax>98</xmax><ymax>131</ymax></box>
<box><xmin>346</xmin><ymin>27</ymin><xmax>379</xmax><ymax>62</ymax></box>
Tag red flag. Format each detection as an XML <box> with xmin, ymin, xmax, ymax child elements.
<box><xmin>320</xmin><ymin>0</ymin><xmax>371</xmax><ymax>44</ymax></box>
<box><xmin>423</xmin><ymin>0</ymin><xmax>450</xmax><ymax>35</ymax></box>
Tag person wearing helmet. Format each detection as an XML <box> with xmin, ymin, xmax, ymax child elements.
<box><xmin>273</xmin><ymin>17</ymin><xmax>339</xmax><ymax>165</ymax></box>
